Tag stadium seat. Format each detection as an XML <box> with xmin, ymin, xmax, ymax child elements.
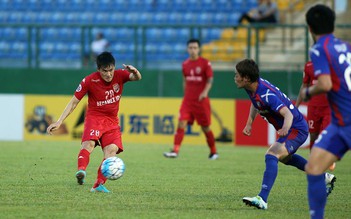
<box><xmin>0</xmin><ymin>0</ymin><xmax>259</xmax><ymax>65</ymax></box>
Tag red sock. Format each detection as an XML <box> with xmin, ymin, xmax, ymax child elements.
<box><xmin>173</xmin><ymin>128</ymin><xmax>185</xmax><ymax>153</ymax></box>
<box><xmin>205</xmin><ymin>130</ymin><xmax>217</xmax><ymax>154</ymax></box>
<box><xmin>77</xmin><ymin>149</ymin><xmax>90</xmax><ymax>171</ymax></box>
<box><xmin>93</xmin><ymin>158</ymin><xmax>107</xmax><ymax>188</ymax></box>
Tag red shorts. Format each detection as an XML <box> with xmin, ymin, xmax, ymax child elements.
<box><xmin>307</xmin><ymin>105</ymin><xmax>331</xmax><ymax>134</ymax></box>
<box><xmin>179</xmin><ymin>98</ymin><xmax>211</xmax><ymax>126</ymax></box>
<box><xmin>82</xmin><ymin>116</ymin><xmax>123</xmax><ymax>153</ymax></box>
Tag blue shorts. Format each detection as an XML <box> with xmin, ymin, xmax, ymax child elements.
<box><xmin>314</xmin><ymin>123</ymin><xmax>351</xmax><ymax>159</ymax></box>
<box><xmin>277</xmin><ymin>128</ymin><xmax>308</xmax><ymax>154</ymax></box>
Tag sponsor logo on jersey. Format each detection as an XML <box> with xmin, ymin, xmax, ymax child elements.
<box><xmin>92</xmin><ymin>79</ymin><xmax>100</xmax><ymax>82</ymax></box>
<box><xmin>96</xmin><ymin>95</ymin><xmax>121</xmax><ymax>107</ymax></box>
<box><xmin>113</xmin><ymin>83</ymin><xmax>120</xmax><ymax>93</ymax></box>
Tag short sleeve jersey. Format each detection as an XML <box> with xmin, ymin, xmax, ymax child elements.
<box><xmin>74</xmin><ymin>70</ymin><xmax>130</xmax><ymax>120</ymax></box>
<box><xmin>246</xmin><ymin>78</ymin><xmax>306</xmax><ymax>131</ymax></box>
<box><xmin>303</xmin><ymin>61</ymin><xmax>329</xmax><ymax>106</ymax></box>
<box><xmin>310</xmin><ymin>34</ymin><xmax>351</xmax><ymax>126</ymax></box>
<box><xmin>182</xmin><ymin>57</ymin><xmax>213</xmax><ymax>101</ymax></box>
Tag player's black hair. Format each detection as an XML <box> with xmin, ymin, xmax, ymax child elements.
<box><xmin>187</xmin><ymin>38</ymin><xmax>201</xmax><ymax>47</ymax></box>
<box><xmin>96</xmin><ymin>51</ymin><xmax>115</xmax><ymax>69</ymax></box>
<box><xmin>235</xmin><ymin>59</ymin><xmax>259</xmax><ymax>83</ymax></box>
<box><xmin>306</xmin><ymin>4</ymin><xmax>335</xmax><ymax>35</ymax></box>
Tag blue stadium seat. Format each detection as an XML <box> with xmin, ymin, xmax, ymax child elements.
<box><xmin>40</xmin><ymin>42</ymin><xmax>55</xmax><ymax>57</ymax></box>
<box><xmin>17</xmin><ymin>28</ymin><xmax>28</xmax><ymax>41</ymax></box>
<box><xmin>0</xmin><ymin>12</ymin><xmax>9</xmax><ymax>23</ymax></box>
<box><xmin>146</xmin><ymin>28</ymin><xmax>163</xmax><ymax>41</ymax></box>
<box><xmin>109</xmin><ymin>13</ymin><xmax>124</xmax><ymax>23</ymax></box>
<box><xmin>11</xmin><ymin>42</ymin><xmax>27</xmax><ymax>57</ymax></box>
<box><xmin>93</xmin><ymin>13</ymin><xmax>110</xmax><ymax>24</ymax></box>
<box><xmin>37</xmin><ymin>12</ymin><xmax>53</xmax><ymax>23</ymax></box>
<box><xmin>213</xmin><ymin>13</ymin><xmax>229</xmax><ymax>24</ymax></box>
<box><xmin>55</xmin><ymin>42</ymin><xmax>70</xmax><ymax>53</ymax></box>
<box><xmin>177</xmin><ymin>28</ymin><xmax>190</xmax><ymax>40</ymax></box>
<box><xmin>40</xmin><ymin>28</ymin><xmax>60</xmax><ymax>41</ymax></box>
<box><xmin>8</xmin><ymin>12</ymin><xmax>23</xmax><ymax>23</ymax></box>
<box><xmin>168</xmin><ymin>12</ymin><xmax>182</xmax><ymax>24</ymax></box>
<box><xmin>228</xmin><ymin>12</ymin><xmax>241</xmax><ymax>24</ymax></box>
<box><xmin>79</xmin><ymin>12</ymin><xmax>94</xmax><ymax>24</ymax></box>
<box><xmin>138</xmin><ymin>12</ymin><xmax>153</xmax><ymax>24</ymax></box>
<box><xmin>181</xmin><ymin>13</ymin><xmax>195</xmax><ymax>24</ymax></box>
<box><xmin>59</xmin><ymin>28</ymin><xmax>81</xmax><ymax>41</ymax></box>
<box><xmin>2</xmin><ymin>28</ymin><xmax>17</xmax><ymax>40</ymax></box>
<box><xmin>124</xmin><ymin>13</ymin><xmax>139</xmax><ymax>24</ymax></box>
<box><xmin>197</xmin><ymin>13</ymin><xmax>213</xmax><ymax>24</ymax></box>
<box><xmin>162</xmin><ymin>28</ymin><xmax>178</xmax><ymax>41</ymax></box>
<box><xmin>22</xmin><ymin>12</ymin><xmax>37</xmax><ymax>24</ymax></box>
<box><xmin>0</xmin><ymin>41</ymin><xmax>11</xmax><ymax>54</ymax></box>
<box><xmin>153</xmin><ymin>13</ymin><xmax>168</xmax><ymax>24</ymax></box>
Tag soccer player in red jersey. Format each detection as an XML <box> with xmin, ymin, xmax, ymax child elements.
<box><xmin>47</xmin><ymin>52</ymin><xmax>142</xmax><ymax>193</ymax></box>
<box><xmin>296</xmin><ymin>61</ymin><xmax>331</xmax><ymax>148</ymax></box>
<box><xmin>163</xmin><ymin>39</ymin><xmax>218</xmax><ymax>160</ymax></box>
<box><xmin>296</xmin><ymin>61</ymin><xmax>335</xmax><ymax>171</ymax></box>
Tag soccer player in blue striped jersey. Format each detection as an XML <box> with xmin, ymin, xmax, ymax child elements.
<box><xmin>234</xmin><ymin>58</ymin><xmax>310</xmax><ymax>210</ymax></box>
<box><xmin>302</xmin><ymin>5</ymin><xmax>351</xmax><ymax>219</ymax></box>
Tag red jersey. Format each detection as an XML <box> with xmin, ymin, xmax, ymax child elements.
<box><xmin>182</xmin><ymin>57</ymin><xmax>213</xmax><ymax>101</ymax></box>
<box><xmin>74</xmin><ymin>70</ymin><xmax>130</xmax><ymax>121</ymax></box>
<box><xmin>303</xmin><ymin>61</ymin><xmax>329</xmax><ymax>106</ymax></box>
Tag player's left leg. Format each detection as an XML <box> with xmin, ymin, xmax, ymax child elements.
<box><xmin>91</xmin><ymin>128</ymin><xmax>122</xmax><ymax>192</ymax></box>
<box><xmin>305</xmin><ymin>123</ymin><xmax>349</xmax><ymax>219</ymax></box>
<box><xmin>91</xmin><ymin>144</ymin><xmax>119</xmax><ymax>193</ymax></box>
<box><xmin>305</xmin><ymin>147</ymin><xmax>337</xmax><ymax>219</ymax></box>
<box><xmin>201</xmin><ymin>126</ymin><xmax>218</xmax><ymax>160</ymax></box>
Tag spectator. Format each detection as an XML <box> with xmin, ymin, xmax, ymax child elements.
<box><xmin>91</xmin><ymin>32</ymin><xmax>109</xmax><ymax>60</ymax></box>
<box><xmin>238</xmin><ymin>0</ymin><xmax>279</xmax><ymax>24</ymax></box>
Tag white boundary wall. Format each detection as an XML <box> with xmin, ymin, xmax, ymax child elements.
<box><xmin>0</xmin><ymin>94</ymin><xmax>24</xmax><ymax>141</ymax></box>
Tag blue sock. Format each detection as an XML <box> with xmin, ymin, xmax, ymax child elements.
<box><xmin>284</xmin><ymin>154</ymin><xmax>307</xmax><ymax>171</ymax></box>
<box><xmin>258</xmin><ymin>154</ymin><xmax>278</xmax><ymax>202</ymax></box>
<box><xmin>307</xmin><ymin>174</ymin><xmax>326</xmax><ymax>219</ymax></box>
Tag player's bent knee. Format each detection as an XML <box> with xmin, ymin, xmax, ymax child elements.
<box><xmin>305</xmin><ymin>162</ymin><xmax>324</xmax><ymax>175</ymax></box>
<box><xmin>103</xmin><ymin>144</ymin><xmax>119</xmax><ymax>157</ymax></box>
<box><xmin>81</xmin><ymin>140</ymin><xmax>95</xmax><ymax>152</ymax></box>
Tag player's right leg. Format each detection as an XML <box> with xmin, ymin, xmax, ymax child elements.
<box><xmin>164</xmin><ymin>120</ymin><xmax>188</xmax><ymax>158</ymax></box>
<box><xmin>76</xmin><ymin>140</ymin><xmax>95</xmax><ymax>185</ymax></box>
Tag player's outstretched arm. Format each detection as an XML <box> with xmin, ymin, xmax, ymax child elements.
<box><xmin>47</xmin><ymin>96</ymin><xmax>80</xmax><ymax>135</ymax></box>
<box><xmin>243</xmin><ymin>104</ymin><xmax>258</xmax><ymax>136</ymax></box>
<box><xmin>124</xmin><ymin>64</ymin><xmax>142</xmax><ymax>81</ymax></box>
<box><xmin>277</xmin><ymin>106</ymin><xmax>293</xmax><ymax>137</ymax></box>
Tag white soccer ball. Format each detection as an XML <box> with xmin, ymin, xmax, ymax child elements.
<box><xmin>101</xmin><ymin>156</ymin><xmax>125</xmax><ymax>180</ymax></box>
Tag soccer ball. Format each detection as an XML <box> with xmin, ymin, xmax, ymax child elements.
<box><xmin>101</xmin><ymin>156</ymin><xmax>125</xmax><ymax>180</ymax></box>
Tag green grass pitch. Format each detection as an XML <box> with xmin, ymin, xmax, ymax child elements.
<box><xmin>1</xmin><ymin>141</ymin><xmax>350</xmax><ymax>218</ymax></box>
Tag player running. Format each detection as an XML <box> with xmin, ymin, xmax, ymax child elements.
<box><xmin>296</xmin><ymin>61</ymin><xmax>336</xmax><ymax>172</ymax></box>
<box><xmin>234</xmin><ymin>59</ymin><xmax>335</xmax><ymax>210</ymax></box>
<box><xmin>163</xmin><ymin>39</ymin><xmax>218</xmax><ymax>160</ymax></box>
<box><xmin>301</xmin><ymin>5</ymin><xmax>351</xmax><ymax>219</ymax></box>
<box><xmin>47</xmin><ymin>51</ymin><xmax>142</xmax><ymax>193</ymax></box>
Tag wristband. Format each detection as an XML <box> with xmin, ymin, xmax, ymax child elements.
<box><xmin>305</xmin><ymin>88</ymin><xmax>310</xmax><ymax>98</ymax></box>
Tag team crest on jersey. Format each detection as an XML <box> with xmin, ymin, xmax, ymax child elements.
<box><xmin>113</xmin><ymin>83</ymin><xmax>120</xmax><ymax>93</ymax></box>
<box><xmin>196</xmin><ymin>67</ymin><xmax>201</xmax><ymax>74</ymax></box>
<box><xmin>76</xmin><ymin>84</ymin><xmax>82</xmax><ymax>92</ymax></box>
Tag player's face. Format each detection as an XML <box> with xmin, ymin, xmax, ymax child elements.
<box><xmin>187</xmin><ymin>42</ymin><xmax>200</xmax><ymax>59</ymax></box>
<box><xmin>99</xmin><ymin>65</ymin><xmax>115</xmax><ymax>82</ymax></box>
<box><xmin>234</xmin><ymin>71</ymin><xmax>247</xmax><ymax>88</ymax></box>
